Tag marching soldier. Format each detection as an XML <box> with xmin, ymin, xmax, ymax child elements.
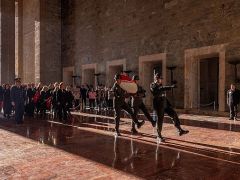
<box><xmin>112</xmin><ymin>73</ymin><xmax>144</xmax><ymax>136</ymax></box>
<box><xmin>150</xmin><ymin>73</ymin><xmax>189</xmax><ymax>142</ymax></box>
<box><xmin>10</xmin><ymin>78</ymin><xmax>26</xmax><ymax>124</ymax></box>
<box><xmin>131</xmin><ymin>75</ymin><xmax>156</xmax><ymax>134</ymax></box>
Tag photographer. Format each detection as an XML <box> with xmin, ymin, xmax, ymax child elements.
<box><xmin>131</xmin><ymin>75</ymin><xmax>156</xmax><ymax>134</ymax></box>
<box><xmin>150</xmin><ymin>73</ymin><xmax>189</xmax><ymax>142</ymax></box>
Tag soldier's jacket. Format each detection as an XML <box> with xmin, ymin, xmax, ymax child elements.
<box><xmin>111</xmin><ymin>82</ymin><xmax>127</xmax><ymax>107</ymax></box>
<box><xmin>10</xmin><ymin>85</ymin><xmax>26</xmax><ymax>105</ymax></box>
<box><xmin>150</xmin><ymin>82</ymin><xmax>174</xmax><ymax>109</ymax></box>
<box><xmin>131</xmin><ymin>85</ymin><xmax>146</xmax><ymax>107</ymax></box>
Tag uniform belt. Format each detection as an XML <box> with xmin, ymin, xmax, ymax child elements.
<box><xmin>156</xmin><ymin>94</ymin><xmax>166</xmax><ymax>98</ymax></box>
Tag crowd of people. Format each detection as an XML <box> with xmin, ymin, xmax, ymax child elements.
<box><xmin>3</xmin><ymin>72</ymin><xmax>240</xmax><ymax>142</ymax></box>
<box><xmin>1</xmin><ymin>78</ymin><xmax>114</xmax><ymax>124</ymax></box>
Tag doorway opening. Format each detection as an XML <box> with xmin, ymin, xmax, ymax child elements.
<box><xmin>200</xmin><ymin>57</ymin><xmax>219</xmax><ymax>110</ymax></box>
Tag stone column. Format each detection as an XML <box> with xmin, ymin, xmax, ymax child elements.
<box><xmin>0</xmin><ymin>0</ymin><xmax>15</xmax><ymax>84</ymax></box>
<box><xmin>15</xmin><ymin>0</ymin><xmax>23</xmax><ymax>79</ymax></box>
<box><xmin>22</xmin><ymin>0</ymin><xmax>40</xmax><ymax>83</ymax></box>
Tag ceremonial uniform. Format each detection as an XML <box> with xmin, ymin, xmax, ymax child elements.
<box><xmin>10</xmin><ymin>84</ymin><xmax>26</xmax><ymax>124</ymax></box>
<box><xmin>131</xmin><ymin>84</ymin><xmax>155</xmax><ymax>132</ymax></box>
<box><xmin>112</xmin><ymin>74</ymin><xmax>143</xmax><ymax>135</ymax></box>
<box><xmin>150</xmin><ymin>73</ymin><xmax>188</xmax><ymax>141</ymax></box>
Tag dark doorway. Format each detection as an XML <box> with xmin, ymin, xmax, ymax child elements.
<box><xmin>200</xmin><ymin>57</ymin><xmax>219</xmax><ymax>109</ymax></box>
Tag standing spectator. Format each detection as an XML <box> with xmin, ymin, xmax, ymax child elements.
<box><xmin>227</xmin><ymin>83</ymin><xmax>240</xmax><ymax>120</ymax></box>
<box><xmin>3</xmin><ymin>84</ymin><xmax>12</xmax><ymax>118</ymax></box>
<box><xmin>40</xmin><ymin>86</ymin><xmax>48</xmax><ymax>118</ymax></box>
<box><xmin>88</xmin><ymin>88</ymin><xmax>96</xmax><ymax>110</ymax></box>
<box><xmin>80</xmin><ymin>85</ymin><xmax>87</xmax><ymax>109</ymax></box>
<box><xmin>26</xmin><ymin>83</ymin><xmax>35</xmax><ymax>117</ymax></box>
<box><xmin>72</xmin><ymin>85</ymin><xmax>80</xmax><ymax>110</ymax></box>
<box><xmin>33</xmin><ymin>83</ymin><xmax>42</xmax><ymax>115</ymax></box>
<box><xmin>57</xmin><ymin>82</ymin><xmax>67</xmax><ymax>122</ymax></box>
<box><xmin>10</xmin><ymin>78</ymin><xmax>26</xmax><ymax>124</ymax></box>
<box><xmin>0</xmin><ymin>85</ymin><xmax>4</xmax><ymax>113</ymax></box>
<box><xmin>107</xmin><ymin>87</ymin><xmax>114</xmax><ymax>109</ymax></box>
<box><xmin>51</xmin><ymin>82</ymin><xmax>59</xmax><ymax>119</ymax></box>
<box><xmin>65</xmin><ymin>86</ymin><xmax>74</xmax><ymax>116</ymax></box>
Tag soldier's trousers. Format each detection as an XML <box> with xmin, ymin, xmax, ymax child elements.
<box><xmin>229</xmin><ymin>104</ymin><xmax>238</xmax><ymax>118</ymax></box>
<box><xmin>114</xmin><ymin>102</ymin><xmax>139</xmax><ymax>132</ymax></box>
<box><xmin>15</xmin><ymin>103</ymin><xmax>24</xmax><ymax>123</ymax></box>
<box><xmin>154</xmin><ymin>102</ymin><xmax>181</xmax><ymax>137</ymax></box>
<box><xmin>132</xmin><ymin>102</ymin><xmax>154</xmax><ymax>130</ymax></box>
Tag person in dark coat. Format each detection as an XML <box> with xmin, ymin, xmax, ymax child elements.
<box><xmin>40</xmin><ymin>86</ymin><xmax>49</xmax><ymax>118</ymax></box>
<box><xmin>51</xmin><ymin>82</ymin><xmax>59</xmax><ymax>119</ymax></box>
<box><xmin>56</xmin><ymin>82</ymin><xmax>67</xmax><ymax>122</ymax></box>
<box><xmin>227</xmin><ymin>84</ymin><xmax>240</xmax><ymax>120</ymax></box>
<box><xmin>131</xmin><ymin>75</ymin><xmax>156</xmax><ymax>134</ymax></box>
<box><xmin>26</xmin><ymin>83</ymin><xmax>35</xmax><ymax>117</ymax></box>
<box><xmin>3</xmin><ymin>84</ymin><xmax>12</xmax><ymax>118</ymax></box>
<box><xmin>10</xmin><ymin>78</ymin><xmax>26</xmax><ymax>124</ymax></box>
<box><xmin>0</xmin><ymin>85</ymin><xmax>4</xmax><ymax>113</ymax></box>
<box><xmin>65</xmin><ymin>86</ymin><xmax>74</xmax><ymax>115</ymax></box>
<box><xmin>112</xmin><ymin>73</ymin><xmax>144</xmax><ymax>136</ymax></box>
<box><xmin>150</xmin><ymin>73</ymin><xmax>188</xmax><ymax>142</ymax></box>
<box><xmin>80</xmin><ymin>85</ymin><xmax>87</xmax><ymax>109</ymax></box>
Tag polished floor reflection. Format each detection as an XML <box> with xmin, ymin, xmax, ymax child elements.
<box><xmin>0</xmin><ymin>112</ymin><xmax>240</xmax><ymax>179</ymax></box>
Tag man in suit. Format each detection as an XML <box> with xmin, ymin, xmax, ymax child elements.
<box><xmin>227</xmin><ymin>83</ymin><xmax>240</xmax><ymax>120</ymax></box>
<box><xmin>10</xmin><ymin>78</ymin><xmax>26</xmax><ymax>124</ymax></box>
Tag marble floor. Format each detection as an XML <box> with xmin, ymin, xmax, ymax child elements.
<box><xmin>0</xmin><ymin>111</ymin><xmax>240</xmax><ymax>179</ymax></box>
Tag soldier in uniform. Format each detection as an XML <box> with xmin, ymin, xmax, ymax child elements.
<box><xmin>150</xmin><ymin>73</ymin><xmax>189</xmax><ymax>142</ymax></box>
<box><xmin>227</xmin><ymin>84</ymin><xmax>240</xmax><ymax>120</ymax></box>
<box><xmin>112</xmin><ymin>73</ymin><xmax>144</xmax><ymax>136</ymax></box>
<box><xmin>131</xmin><ymin>75</ymin><xmax>156</xmax><ymax>134</ymax></box>
<box><xmin>10</xmin><ymin>78</ymin><xmax>26</xmax><ymax>124</ymax></box>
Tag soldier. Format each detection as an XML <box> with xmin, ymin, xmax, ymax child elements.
<box><xmin>10</xmin><ymin>78</ymin><xmax>26</xmax><ymax>124</ymax></box>
<box><xmin>150</xmin><ymin>73</ymin><xmax>189</xmax><ymax>142</ymax></box>
<box><xmin>131</xmin><ymin>75</ymin><xmax>156</xmax><ymax>134</ymax></box>
<box><xmin>112</xmin><ymin>73</ymin><xmax>144</xmax><ymax>136</ymax></box>
<box><xmin>227</xmin><ymin>84</ymin><xmax>240</xmax><ymax>120</ymax></box>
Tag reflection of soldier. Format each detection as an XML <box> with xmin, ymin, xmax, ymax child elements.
<box><xmin>112</xmin><ymin>74</ymin><xmax>144</xmax><ymax>136</ymax></box>
<box><xmin>131</xmin><ymin>75</ymin><xmax>156</xmax><ymax>134</ymax></box>
<box><xmin>150</xmin><ymin>73</ymin><xmax>189</xmax><ymax>142</ymax></box>
<box><xmin>10</xmin><ymin>78</ymin><xmax>26</xmax><ymax>124</ymax></box>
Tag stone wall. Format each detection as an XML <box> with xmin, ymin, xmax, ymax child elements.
<box><xmin>61</xmin><ymin>0</ymin><xmax>240</xmax><ymax>108</ymax></box>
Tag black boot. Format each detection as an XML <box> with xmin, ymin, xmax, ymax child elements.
<box><xmin>179</xmin><ymin>129</ymin><xmax>189</xmax><ymax>136</ymax></box>
<box><xmin>131</xmin><ymin>128</ymin><xmax>138</xmax><ymax>134</ymax></box>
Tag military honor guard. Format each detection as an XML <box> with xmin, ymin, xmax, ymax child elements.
<box><xmin>112</xmin><ymin>73</ymin><xmax>144</xmax><ymax>136</ymax></box>
<box><xmin>10</xmin><ymin>78</ymin><xmax>26</xmax><ymax>124</ymax></box>
<box><xmin>150</xmin><ymin>73</ymin><xmax>189</xmax><ymax>142</ymax></box>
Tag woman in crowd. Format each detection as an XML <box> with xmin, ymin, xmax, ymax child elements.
<box><xmin>33</xmin><ymin>83</ymin><xmax>42</xmax><ymax>115</ymax></box>
<box><xmin>3</xmin><ymin>84</ymin><xmax>12</xmax><ymax>118</ymax></box>
<box><xmin>107</xmin><ymin>87</ymin><xmax>114</xmax><ymax>110</ymax></box>
<box><xmin>40</xmin><ymin>86</ymin><xmax>49</xmax><ymax>118</ymax></box>
<box><xmin>51</xmin><ymin>82</ymin><xmax>59</xmax><ymax>119</ymax></box>
<box><xmin>88</xmin><ymin>88</ymin><xmax>96</xmax><ymax>110</ymax></box>
<box><xmin>65</xmin><ymin>86</ymin><xmax>74</xmax><ymax>116</ymax></box>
